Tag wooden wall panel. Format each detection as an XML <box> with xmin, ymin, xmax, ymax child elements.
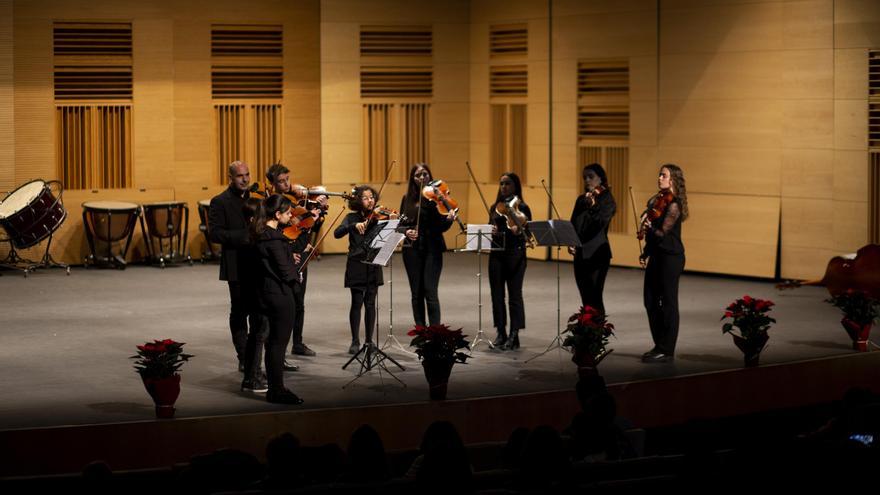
<box><xmin>833</xmin><ymin>149</ymin><xmax>869</xmax><ymax>200</ymax></box>
<box><xmin>833</xmin><ymin>99</ymin><xmax>868</xmax><ymax>150</ymax></box>
<box><xmin>834</xmin><ymin>48</ymin><xmax>868</xmax><ymax>99</ymax></box>
<box><xmin>658</xmin><ymin>99</ymin><xmax>782</xmax><ymax>149</ymax></box>
<box><xmin>834</xmin><ymin>0</ymin><xmax>880</xmax><ymax>49</ymax></box>
<box><xmin>781</xmin><ymin>149</ymin><xmax>833</xmax><ymax>200</ymax></box>
<box><xmin>13</xmin><ymin>17</ymin><xmax>53</xmax><ymax>185</ymax></box>
<box><xmin>781</xmin><ymin>0</ymin><xmax>832</xmax><ymax>49</ymax></box>
<box><xmin>133</xmin><ymin>18</ymin><xmax>175</xmax><ymax>188</ymax></box>
<box><xmin>833</xmin><ymin>200</ymin><xmax>868</xmax><ymax>252</ymax></box>
<box><xmin>781</xmin><ymin>99</ymin><xmax>833</xmax><ymax>149</ymax></box>
<box><xmin>661</xmin><ymin>2</ymin><xmax>784</xmax><ymax>54</ymax></box>
<box><xmin>0</xmin><ymin>0</ymin><xmax>13</xmax><ymax>192</ymax></box>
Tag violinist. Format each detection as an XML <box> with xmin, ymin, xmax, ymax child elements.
<box><xmin>209</xmin><ymin>161</ymin><xmax>262</xmax><ymax>373</ymax></box>
<box><xmin>639</xmin><ymin>164</ymin><xmax>688</xmax><ymax>363</ymax></box>
<box><xmin>488</xmin><ymin>173</ymin><xmax>532</xmax><ymax>350</ymax></box>
<box><xmin>333</xmin><ymin>185</ymin><xmax>393</xmax><ymax>354</ymax></box>
<box><xmin>266</xmin><ymin>163</ymin><xmax>325</xmax><ymax>360</ymax></box>
<box><xmin>251</xmin><ymin>194</ymin><xmax>304</xmax><ymax>404</ymax></box>
<box><xmin>398</xmin><ymin>163</ymin><xmax>457</xmax><ymax>327</ymax></box>
<box><xmin>568</xmin><ymin>163</ymin><xmax>617</xmax><ymax>314</ymax></box>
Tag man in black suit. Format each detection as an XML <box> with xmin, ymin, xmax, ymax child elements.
<box><xmin>209</xmin><ymin>161</ymin><xmax>265</xmax><ymax>376</ymax></box>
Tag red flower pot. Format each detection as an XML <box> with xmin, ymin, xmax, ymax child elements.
<box><xmin>732</xmin><ymin>333</ymin><xmax>769</xmax><ymax>368</ymax></box>
<box><xmin>142</xmin><ymin>374</ymin><xmax>181</xmax><ymax>418</ymax></box>
<box><xmin>422</xmin><ymin>359</ymin><xmax>454</xmax><ymax>400</ymax></box>
<box><xmin>842</xmin><ymin>318</ymin><xmax>873</xmax><ymax>352</ymax></box>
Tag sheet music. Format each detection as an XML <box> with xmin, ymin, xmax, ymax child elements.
<box><xmin>370</xmin><ymin>219</ymin><xmax>400</xmax><ymax>248</ymax></box>
<box><xmin>462</xmin><ymin>223</ymin><xmax>495</xmax><ymax>252</ymax></box>
<box><xmin>370</xmin><ymin>231</ymin><xmax>405</xmax><ymax>266</ymax></box>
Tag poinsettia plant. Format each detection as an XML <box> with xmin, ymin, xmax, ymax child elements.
<box><xmin>562</xmin><ymin>305</ymin><xmax>615</xmax><ymax>358</ymax></box>
<box><xmin>721</xmin><ymin>295</ymin><xmax>776</xmax><ymax>340</ymax></box>
<box><xmin>131</xmin><ymin>339</ymin><xmax>194</xmax><ymax>380</ymax></box>
<box><xmin>407</xmin><ymin>324</ymin><xmax>470</xmax><ymax>364</ymax></box>
<box><xmin>826</xmin><ymin>290</ymin><xmax>880</xmax><ymax>326</ymax></box>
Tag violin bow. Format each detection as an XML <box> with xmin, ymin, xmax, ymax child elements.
<box><xmin>628</xmin><ymin>186</ymin><xmax>644</xmax><ymax>258</ymax></box>
<box><xmin>539</xmin><ymin>179</ymin><xmax>562</xmax><ymax>220</ymax></box>
<box><xmin>375</xmin><ymin>160</ymin><xmax>396</xmax><ymax>199</ymax></box>
<box><xmin>298</xmin><ymin>206</ymin><xmax>346</xmax><ymax>276</ymax></box>
<box><xmin>465</xmin><ymin>161</ymin><xmax>492</xmax><ymax>216</ymax></box>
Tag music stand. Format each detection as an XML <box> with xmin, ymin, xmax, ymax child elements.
<box><xmin>370</xmin><ymin>219</ymin><xmax>414</xmax><ymax>356</ymax></box>
<box><xmin>525</xmin><ymin>219</ymin><xmax>581</xmax><ymax>363</ymax></box>
<box><xmin>456</xmin><ymin>224</ymin><xmax>503</xmax><ymax>351</ymax></box>
<box><xmin>342</xmin><ymin>219</ymin><xmax>407</xmax><ymax>388</ymax></box>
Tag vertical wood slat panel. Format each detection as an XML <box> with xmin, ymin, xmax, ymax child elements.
<box><xmin>490</xmin><ymin>104</ymin><xmax>506</xmax><ymax>180</ymax></box>
<box><xmin>871</xmin><ymin>152</ymin><xmax>880</xmax><ymax>244</ymax></box>
<box><xmin>509</xmin><ymin>104</ymin><xmax>526</xmax><ymax>182</ymax></box>
<box><xmin>606</xmin><ymin>146</ymin><xmax>628</xmax><ymax>234</ymax></box>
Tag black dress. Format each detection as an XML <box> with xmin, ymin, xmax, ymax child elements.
<box><xmin>570</xmin><ymin>191</ymin><xmax>616</xmax><ymax>313</ymax></box>
<box><xmin>398</xmin><ymin>197</ymin><xmax>454</xmax><ymax>326</ymax></box>
<box><xmin>488</xmin><ymin>201</ymin><xmax>532</xmax><ymax>334</ymax></box>
<box><xmin>642</xmin><ymin>198</ymin><xmax>685</xmax><ymax>355</ymax></box>
<box><xmin>334</xmin><ymin>212</ymin><xmax>385</xmax><ymax>343</ymax></box>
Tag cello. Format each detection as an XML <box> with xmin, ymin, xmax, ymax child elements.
<box><xmin>776</xmin><ymin>244</ymin><xmax>880</xmax><ymax>299</ymax></box>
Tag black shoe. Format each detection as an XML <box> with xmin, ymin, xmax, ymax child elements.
<box><xmin>241</xmin><ymin>376</ymin><xmax>269</xmax><ymax>393</ymax></box>
<box><xmin>267</xmin><ymin>388</ymin><xmax>304</xmax><ymax>405</ymax></box>
<box><xmin>293</xmin><ymin>343</ymin><xmax>317</xmax><ymax>357</ymax></box>
<box><xmin>348</xmin><ymin>341</ymin><xmax>361</xmax><ymax>355</ymax></box>
<box><xmin>503</xmin><ymin>329</ymin><xmax>520</xmax><ymax>350</ymax></box>
<box><xmin>282</xmin><ymin>359</ymin><xmax>300</xmax><ymax>372</ymax></box>
<box><xmin>493</xmin><ymin>328</ymin><xmax>508</xmax><ymax>348</ymax></box>
<box><xmin>642</xmin><ymin>348</ymin><xmax>659</xmax><ymax>359</ymax></box>
<box><xmin>641</xmin><ymin>351</ymin><xmax>674</xmax><ymax>363</ymax></box>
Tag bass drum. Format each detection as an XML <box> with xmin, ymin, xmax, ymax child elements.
<box><xmin>0</xmin><ymin>179</ymin><xmax>67</xmax><ymax>249</ymax></box>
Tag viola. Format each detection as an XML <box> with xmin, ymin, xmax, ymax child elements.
<box><xmin>422</xmin><ymin>179</ymin><xmax>466</xmax><ymax>231</ymax></box>
<box><xmin>494</xmin><ymin>196</ymin><xmax>535</xmax><ymax>248</ymax></box>
<box><xmin>281</xmin><ymin>205</ymin><xmax>320</xmax><ymax>240</ymax></box>
<box><xmin>776</xmin><ymin>244</ymin><xmax>880</xmax><ymax>299</ymax></box>
<box><xmin>637</xmin><ymin>189</ymin><xmax>675</xmax><ymax>240</ymax></box>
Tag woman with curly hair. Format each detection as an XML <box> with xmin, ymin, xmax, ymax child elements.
<box><xmin>639</xmin><ymin>164</ymin><xmax>688</xmax><ymax>363</ymax></box>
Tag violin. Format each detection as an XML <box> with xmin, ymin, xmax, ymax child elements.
<box><xmin>776</xmin><ymin>244</ymin><xmax>880</xmax><ymax>299</ymax></box>
<box><xmin>585</xmin><ymin>185</ymin><xmax>606</xmax><ymax>206</ymax></box>
<box><xmin>494</xmin><ymin>196</ymin><xmax>535</xmax><ymax>248</ymax></box>
<box><xmin>281</xmin><ymin>204</ymin><xmax>320</xmax><ymax>240</ymax></box>
<box><xmin>637</xmin><ymin>189</ymin><xmax>675</xmax><ymax>240</ymax></box>
<box><xmin>367</xmin><ymin>205</ymin><xmax>402</xmax><ymax>222</ymax></box>
<box><xmin>422</xmin><ymin>179</ymin><xmax>466</xmax><ymax>231</ymax></box>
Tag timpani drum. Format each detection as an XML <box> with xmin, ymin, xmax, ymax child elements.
<box><xmin>0</xmin><ymin>179</ymin><xmax>67</xmax><ymax>250</ymax></box>
<box><xmin>139</xmin><ymin>201</ymin><xmax>192</xmax><ymax>268</ymax></box>
<box><xmin>82</xmin><ymin>201</ymin><xmax>140</xmax><ymax>268</ymax></box>
<box><xmin>197</xmin><ymin>199</ymin><xmax>220</xmax><ymax>262</ymax></box>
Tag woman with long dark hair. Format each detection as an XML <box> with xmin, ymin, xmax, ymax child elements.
<box><xmin>334</xmin><ymin>185</ymin><xmax>389</xmax><ymax>354</ymax></box>
<box><xmin>251</xmin><ymin>194</ymin><xmax>304</xmax><ymax>403</ymax></box>
<box><xmin>398</xmin><ymin>163</ymin><xmax>456</xmax><ymax>327</ymax></box>
<box><xmin>488</xmin><ymin>172</ymin><xmax>531</xmax><ymax>350</ymax></box>
<box><xmin>639</xmin><ymin>164</ymin><xmax>688</xmax><ymax>363</ymax></box>
<box><xmin>568</xmin><ymin>163</ymin><xmax>617</xmax><ymax>313</ymax></box>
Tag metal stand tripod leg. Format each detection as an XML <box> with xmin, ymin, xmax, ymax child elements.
<box><xmin>35</xmin><ymin>234</ymin><xmax>71</xmax><ymax>274</ymax></box>
<box><xmin>381</xmin><ymin>253</ymin><xmax>414</xmax><ymax>355</ymax></box>
<box><xmin>0</xmin><ymin>241</ymin><xmax>39</xmax><ymax>276</ymax></box>
<box><xmin>469</xmin><ymin>238</ymin><xmax>494</xmax><ymax>351</ymax></box>
<box><xmin>344</xmin><ymin>283</ymin><xmax>406</xmax><ymax>389</ymax></box>
<box><xmin>525</xmin><ymin>246</ymin><xmax>567</xmax><ymax>363</ymax></box>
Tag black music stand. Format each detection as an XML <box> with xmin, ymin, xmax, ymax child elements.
<box><xmin>342</xmin><ymin>220</ymin><xmax>407</xmax><ymax>389</ymax></box>
<box><xmin>455</xmin><ymin>224</ymin><xmax>503</xmax><ymax>351</ymax></box>
<box><xmin>525</xmin><ymin>220</ymin><xmax>581</xmax><ymax>363</ymax></box>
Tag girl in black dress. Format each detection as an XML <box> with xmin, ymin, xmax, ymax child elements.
<box><xmin>334</xmin><ymin>185</ymin><xmax>390</xmax><ymax>354</ymax></box>
<box><xmin>569</xmin><ymin>163</ymin><xmax>617</xmax><ymax>313</ymax></box>
<box><xmin>252</xmin><ymin>194</ymin><xmax>304</xmax><ymax>404</ymax></box>
<box><xmin>639</xmin><ymin>164</ymin><xmax>688</xmax><ymax>363</ymax></box>
<box><xmin>398</xmin><ymin>164</ymin><xmax>456</xmax><ymax>327</ymax></box>
<box><xmin>489</xmin><ymin>173</ymin><xmax>531</xmax><ymax>350</ymax></box>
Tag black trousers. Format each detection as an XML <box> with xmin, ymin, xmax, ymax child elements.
<box><xmin>262</xmin><ymin>291</ymin><xmax>296</xmax><ymax>391</ymax></box>
<box><xmin>643</xmin><ymin>252</ymin><xmax>685</xmax><ymax>355</ymax></box>
<box><xmin>573</xmin><ymin>245</ymin><xmax>611</xmax><ymax>313</ymax></box>
<box><xmin>227</xmin><ymin>281</ymin><xmax>263</xmax><ymax>362</ymax></box>
<box><xmin>402</xmin><ymin>248</ymin><xmax>443</xmax><ymax>326</ymax></box>
<box><xmin>488</xmin><ymin>250</ymin><xmax>527</xmax><ymax>331</ymax></box>
<box><xmin>288</xmin><ymin>269</ymin><xmax>307</xmax><ymax>352</ymax></box>
<box><xmin>349</xmin><ymin>286</ymin><xmax>378</xmax><ymax>343</ymax></box>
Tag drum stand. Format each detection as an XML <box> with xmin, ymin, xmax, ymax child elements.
<box><xmin>34</xmin><ymin>233</ymin><xmax>70</xmax><ymax>274</ymax></box>
<box><xmin>0</xmin><ymin>238</ymin><xmax>38</xmax><ymax>276</ymax></box>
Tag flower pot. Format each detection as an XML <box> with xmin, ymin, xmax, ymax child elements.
<box><xmin>841</xmin><ymin>318</ymin><xmax>872</xmax><ymax>352</ymax></box>
<box><xmin>142</xmin><ymin>374</ymin><xmax>181</xmax><ymax>418</ymax></box>
<box><xmin>732</xmin><ymin>333</ymin><xmax>768</xmax><ymax>368</ymax></box>
<box><xmin>421</xmin><ymin>359</ymin><xmax>454</xmax><ymax>400</ymax></box>
<box><xmin>571</xmin><ymin>348</ymin><xmax>611</xmax><ymax>378</ymax></box>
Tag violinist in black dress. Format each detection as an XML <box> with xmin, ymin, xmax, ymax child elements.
<box><xmin>334</xmin><ymin>185</ymin><xmax>391</xmax><ymax>354</ymax></box>
<box><xmin>489</xmin><ymin>173</ymin><xmax>532</xmax><ymax>350</ymax></box>
<box><xmin>640</xmin><ymin>164</ymin><xmax>688</xmax><ymax>363</ymax></box>
<box><xmin>399</xmin><ymin>164</ymin><xmax>456</xmax><ymax>327</ymax></box>
<box><xmin>569</xmin><ymin>163</ymin><xmax>617</xmax><ymax>314</ymax></box>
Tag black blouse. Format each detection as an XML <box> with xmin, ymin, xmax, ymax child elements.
<box><xmin>570</xmin><ymin>191</ymin><xmax>616</xmax><ymax>259</ymax></box>
<box><xmin>398</xmin><ymin>196</ymin><xmax>454</xmax><ymax>252</ymax></box>
<box><xmin>643</xmin><ymin>199</ymin><xmax>684</xmax><ymax>257</ymax></box>
<box><xmin>256</xmin><ymin>226</ymin><xmax>300</xmax><ymax>295</ymax></box>
<box><xmin>333</xmin><ymin>211</ymin><xmax>385</xmax><ymax>287</ymax></box>
<box><xmin>489</xmin><ymin>200</ymin><xmax>532</xmax><ymax>253</ymax></box>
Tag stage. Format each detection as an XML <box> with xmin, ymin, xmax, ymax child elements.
<box><xmin>1</xmin><ymin>253</ymin><xmax>877</xmax><ymax>476</ymax></box>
